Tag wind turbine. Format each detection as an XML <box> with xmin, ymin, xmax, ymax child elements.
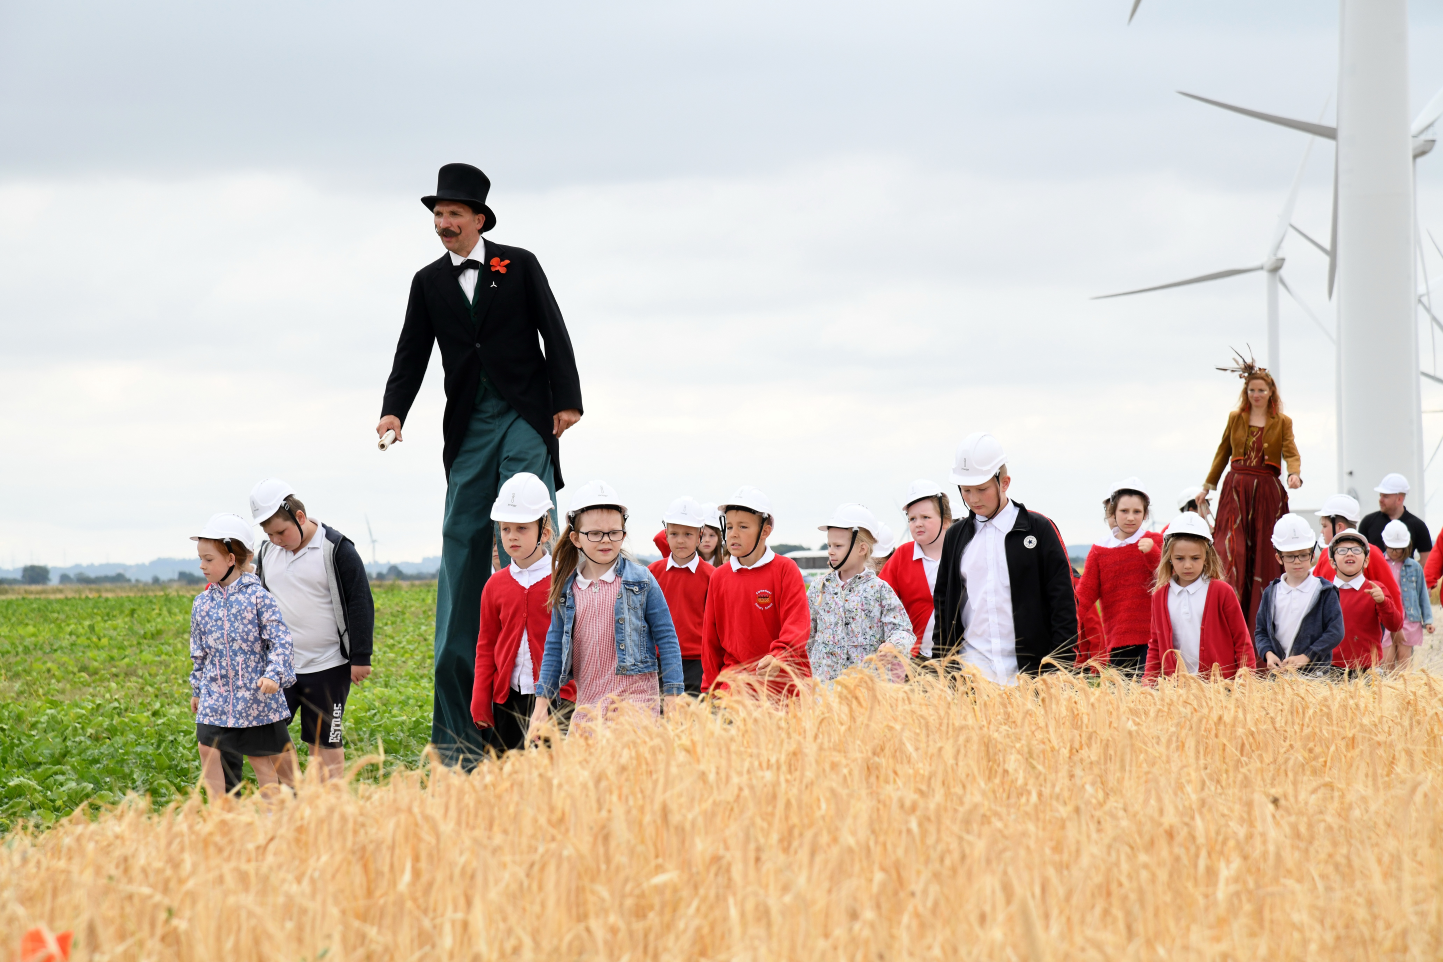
<box><xmin>1126</xmin><ymin>0</ymin><xmax>1436</xmax><ymax>504</ymax></box>
<box><xmin>1093</xmin><ymin>137</ymin><xmax>1331</xmax><ymax>384</ymax></box>
<box><xmin>364</xmin><ymin>513</ymin><xmax>380</xmax><ymax>569</ymax></box>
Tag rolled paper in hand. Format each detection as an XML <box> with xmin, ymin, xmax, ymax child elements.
<box><xmin>378</xmin><ymin>429</ymin><xmax>397</xmax><ymax>451</ymax></box>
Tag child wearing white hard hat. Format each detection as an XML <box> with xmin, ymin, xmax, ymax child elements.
<box><xmin>805</xmin><ymin>504</ymin><xmax>913</xmax><ymax>685</ymax></box>
<box><xmin>648</xmin><ymin>496</ymin><xmax>716</xmax><ymax>695</ymax></box>
<box><xmin>1075</xmin><ymin>478</ymin><xmax>1161</xmax><ymax>678</ymax></box>
<box><xmin>1252</xmin><ymin>515</ymin><xmax>1343</xmax><ymax>676</ymax></box>
<box><xmin>1327</xmin><ymin>530</ymin><xmax>1403</xmax><ymax>672</ymax></box>
<box><xmin>470</xmin><ymin>473</ymin><xmax>575</xmax><ymax>753</ymax></box>
<box><xmin>1380</xmin><ymin>519</ymin><xmax>1433</xmax><ymax>671</ymax></box>
<box><xmin>878</xmin><ymin>480</ymin><xmax>952</xmax><ymax>659</ymax></box>
<box><xmin>188</xmin><ymin>513</ymin><xmax>297</xmax><ymax>800</ymax></box>
<box><xmin>696</xmin><ymin>503</ymin><xmax>728</xmax><ymax>568</ymax></box>
<box><xmin>1312</xmin><ymin>494</ymin><xmax>1404</xmax><ymax>616</ymax></box>
<box><xmin>530</xmin><ymin>481</ymin><xmax>685</xmax><ymax>736</ymax></box>
<box><xmin>249</xmin><ymin>479</ymin><xmax>376</xmax><ymax>782</ymax></box>
<box><xmin>1143</xmin><ymin>513</ymin><xmax>1255</xmax><ymax>682</ymax></box>
<box><xmin>700</xmin><ymin>486</ymin><xmax>812</xmax><ymax>694</ymax></box>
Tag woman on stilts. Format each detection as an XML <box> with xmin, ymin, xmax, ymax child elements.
<box><xmin>1194</xmin><ymin>353</ymin><xmax>1302</xmax><ymax>632</ymax></box>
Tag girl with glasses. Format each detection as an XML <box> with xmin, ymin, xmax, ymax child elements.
<box><xmin>530</xmin><ymin>480</ymin><xmax>685</xmax><ymax>736</ymax></box>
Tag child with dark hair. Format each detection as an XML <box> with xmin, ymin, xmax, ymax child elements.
<box><xmin>1074</xmin><ymin>478</ymin><xmax>1161</xmax><ymax>676</ymax></box>
<box><xmin>189</xmin><ymin>513</ymin><xmax>296</xmax><ymax>799</ymax></box>
<box><xmin>1253</xmin><ymin>515</ymin><xmax>1343</xmax><ymax>676</ymax></box>
<box><xmin>1144</xmin><ymin>513</ymin><xmax>1254</xmax><ymax>681</ymax></box>
<box><xmin>1327</xmin><ymin>530</ymin><xmax>1404</xmax><ymax>672</ymax></box>
<box><xmin>649</xmin><ymin>496</ymin><xmax>715</xmax><ymax>695</ymax></box>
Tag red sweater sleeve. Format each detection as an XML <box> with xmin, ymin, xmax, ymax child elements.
<box><xmin>653</xmin><ymin>529</ymin><xmax>670</xmax><ymax>559</ymax></box>
<box><xmin>1216</xmin><ymin>581</ymin><xmax>1256</xmax><ymax>674</ymax></box>
<box><xmin>1143</xmin><ymin>588</ymin><xmax>1167</xmax><ymax>683</ymax></box>
<box><xmin>1372</xmin><ymin>581</ymin><xmax>1405</xmax><ymax>632</ymax></box>
<box><xmin>1074</xmin><ymin>546</ymin><xmax>1102</xmax><ymax>609</ymax></box>
<box><xmin>471</xmin><ymin>585</ymin><xmax>502</xmax><ymax>727</ymax></box>
<box><xmin>770</xmin><ymin>560</ymin><xmax>812</xmax><ymax>670</ymax></box>
<box><xmin>1369</xmin><ymin>553</ymin><xmax>1403</xmax><ymax>612</ymax></box>
<box><xmin>701</xmin><ymin>577</ymin><xmax>724</xmax><ymax>691</ymax></box>
<box><xmin>1427</xmin><ymin>546</ymin><xmax>1443</xmax><ymax>590</ymax></box>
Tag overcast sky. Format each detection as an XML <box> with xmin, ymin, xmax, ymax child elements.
<box><xmin>5</xmin><ymin>0</ymin><xmax>1443</xmax><ymax>567</ymax></box>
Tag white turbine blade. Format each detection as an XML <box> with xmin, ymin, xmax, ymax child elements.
<box><xmin>1290</xmin><ymin>223</ymin><xmax>1331</xmax><ymax>258</ymax></box>
<box><xmin>1178</xmin><ymin>92</ymin><xmax>1337</xmax><ymax>140</ymax></box>
<box><xmin>1327</xmin><ymin>156</ymin><xmax>1338</xmax><ymax>299</ymax></box>
<box><xmin>1429</xmin><ymin>229</ymin><xmax>1443</xmax><ymax>266</ymax></box>
<box><xmin>1419</xmin><ymin>295</ymin><xmax>1443</xmax><ymax>336</ymax></box>
<box><xmin>1413</xmin><ymin>87</ymin><xmax>1443</xmax><ymax>137</ymax></box>
<box><xmin>1268</xmin><ymin>139</ymin><xmax>1315</xmax><ymax>259</ymax></box>
<box><xmin>1277</xmin><ymin>273</ymin><xmax>1335</xmax><ymax>343</ymax></box>
<box><xmin>1093</xmin><ymin>266</ymin><xmax>1264</xmax><ymax>300</ymax></box>
<box><xmin>1423</xmin><ymin>370</ymin><xmax>1443</xmax><ymax>387</ymax></box>
<box><xmin>1128</xmin><ymin>0</ymin><xmax>1143</xmax><ymax>23</ymax></box>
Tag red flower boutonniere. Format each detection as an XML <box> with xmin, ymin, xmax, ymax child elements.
<box><xmin>489</xmin><ymin>257</ymin><xmax>510</xmax><ymax>274</ymax></box>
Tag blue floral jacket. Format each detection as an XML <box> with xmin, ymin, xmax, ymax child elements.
<box><xmin>189</xmin><ymin>573</ymin><xmax>296</xmax><ymax>728</ymax></box>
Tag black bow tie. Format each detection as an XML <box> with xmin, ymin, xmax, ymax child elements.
<box><xmin>451</xmin><ymin>258</ymin><xmax>484</xmax><ymax>276</ymax></box>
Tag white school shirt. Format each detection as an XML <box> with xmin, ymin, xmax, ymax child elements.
<box><xmin>729</xmin><ymin>547</ymin><xmax>776</xmax><ymax>571</ymax></box>
<box><xmin>449</xmin><ymin>243</ymin><xmax>485</xmax><ymax>302</ymax></box>
<box><xmin>959</xmin><ymin>500</ymin><xmax>1021</xmax><ymax>686</ymax></box>
<box><xmin>1167</xmin><ymin>576</ymin><xmax>1210</xmax><ymax>675</ymax></box>
<box><xmin>1334</xmin><ymin>571</ymin><xmax>1367</xmax><ymax>591</ymax></box>
<box><xmin>573</xmin><ymin>563</ymin><xmax>619</xmax><ymax>590</ymax></box>
<box><xmin>667</xmin><ymin>553</ymin><xmax>701</xmax><ymax>572</ymax></box>
<box><xmin>1272</xmin><ymin>575</ymin><xmax>1321</xmax><ymax>657</ymax></box>
<box><xmin>262</xmin><ymin>524</ymin><xmax>348</xmax><ymax>675</ymax></box>
<box><xmin>913</xmin><ymin>540</ymin><xmax>941</xmax><ymax>658</ymax></box>
<box><xmin>1097</xmin><ymin>526</ymin><xmax>1147</xmax><ymax>549</ymax></box>
<box><xmin>508</xmin><ymin>553</ymin><xmax>552</xmax><ymax>694</ymax></box>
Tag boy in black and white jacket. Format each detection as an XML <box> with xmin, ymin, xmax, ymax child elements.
<box><xmin>250</xmin><ymin>479</ymin><xmax>375</xmax><ymax>779</ymax></box>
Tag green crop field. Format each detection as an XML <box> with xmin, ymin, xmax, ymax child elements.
<box><xmin>0</xmin><ymin>582</ymin><xmax>438</xmax><ymax>832</ymax></box>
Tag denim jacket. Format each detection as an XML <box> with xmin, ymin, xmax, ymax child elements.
<box><xmin>189</xmin><ymin>573</ymin><xmax>296</xmax><ymax>727</ymax></box>
<box><xmin>537</xmin><ymin>556</ymin><xmax>685</xmax><ymax>699</ymax></box>
<box><xmin>1394</xmin><ymin>556</ymin><xmax>1432</xmax><ymax>625</ymax></box>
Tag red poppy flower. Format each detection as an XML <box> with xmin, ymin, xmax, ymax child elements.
<box><xmin>489</xmin><ymin>257</ymin><xmax>510</xmax><ymax>274</ymax></box>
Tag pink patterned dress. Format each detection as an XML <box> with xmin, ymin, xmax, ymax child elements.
<box><xmin>571</xmin><ymin>573</ymin><xmax>660</xmax><ymax>724</ymax></box>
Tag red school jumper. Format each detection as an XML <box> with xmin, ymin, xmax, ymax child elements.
<box><xmin>1143</xmin><ymin>580</ymin><xmax>1256</xmax><ymax>682</ymax></box>
<box><xmin>471</xmin><ymin>568</ymin><xmax>575</xmax><ymax>727</ymax></box>
<box><xmin>700</xmin><ymin>552</ymin><xmax>812</xmax><ymax>692</ymax></box>
<box><xmin>652</xmin><ymin>529</ymin><xmax>671</xmax><ymax>559</ymax></box>
<box><xmin>1314</xmin><ymin>550</ymin><xmax>1401</xmax><ymax>613</ymax></box>
<box><xmin>879</xmin><ymin>543</ymin><xmax>934</xmax><ymax>657</ymax></box>
<box><xmin>1074</xmin><ymin>533</ymin><xmax>1162</xmax><ymax>661</ymax></box>
<box><xmin>1072</xmin><ymin>569</ymin><xmax>1107</xmax><ymax>667</ymax></box>
<box><xmin>1332</xmin><ymin>578</ymin><xmax>1404</xmax><ymax>670</ymax></box>
<box><xmin>648</xmin><ymin>555</ymin><xmax>714</xmax><ymax>660</ymax></box>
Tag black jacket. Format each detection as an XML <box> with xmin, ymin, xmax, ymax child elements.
<box><xmin>1252</xmin><ymin>577</ymin><xmax>1344</xmax><ymax>674</ymax></box>
<box><xmin>930</xmin><ymin>500</ymin><xmax>1078</xmax><ymax>674</ymax></box>
<box><xmin>256</xmin><ymin>525</ymin><xmax>375</xmax><ymax>668</ymax></box>
<box><xmin>380</xmin><ymin>240</ymin><xmax>583</xmax><ymax>487</ymax></box>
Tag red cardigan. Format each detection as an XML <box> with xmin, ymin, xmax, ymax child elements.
<box><xmin>648</xmin><ymin>556</ymin><xmax>714</xmax><ymax>660</ymax></box>
<box><xmin>1072</xmin><ymin>569</ymin><xmax>1107</xmax><ymax>667</ymax></box>
<box><xmin>701</xmin><ymin>554</ymin><xmax>811</xmax><ymax>692</ymax></box>
<box><xmin>1424</xmin><ymin>545</ymin><xmax>1442</xmax><ymax>590</ymax></box>
<box><xmin>1074</xmin><ymin>534</ymin><xmax>1162</xmax><ymax>653</ymax></box>
<box><xmin>1144</xmin><ymin>579</ymin><xmax>1256</xmax><ymax>681</ymax></box>
<box><xmin>1332</xmin><ymin>579</ymin><xmax>1404</xmax><ymax>669</ymax></box>
<box><xmin>878</xmin><ymin>544</ymin><xmax>934</xmax><ymax>656</ymax></box>
<box><xmin>470</xmin><ymin>568</ymin><xmax>574</xmax><ymax>727</ymax></box>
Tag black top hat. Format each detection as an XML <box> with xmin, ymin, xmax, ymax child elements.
<box><xmin>422</xmin><ymin>163</ymin><xmax>497</xmax><ymax>232</ymax></box>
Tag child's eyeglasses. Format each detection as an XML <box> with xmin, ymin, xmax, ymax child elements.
<box><xmin>1334</xmin><ymin>545</ymin><xmax>1366</xmax><ymax>557</ymax></box>
<box><xmin>1279</xmin><ymin>552</ymin><xmax>1313</xmax><ymax>563</ymax></box>
<box><xmin>579</xmin><ymin>529</ymin><xmax>626</xmax><ymax>543</ymax></box>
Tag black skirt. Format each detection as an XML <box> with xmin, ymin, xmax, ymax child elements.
<box><xmin>196</xmin><ymin>719</ymin><xmax>293</xmax><ymax>757</ymax></box>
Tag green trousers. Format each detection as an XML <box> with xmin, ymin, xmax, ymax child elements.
<box><xmin>432</xmin><ymin>387</ymin><xmax>554</xmax><ymax>767</ymax></box>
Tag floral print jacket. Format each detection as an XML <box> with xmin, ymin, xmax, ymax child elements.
<box><xmin>189</xmin><ymin>573</ymin><xmax>296</xmax><ymax>728</ymax></box>
<box><xmin>806</xmin><ymin>568</ymin><xmax>914</xmax><ymax>684</ymax></box>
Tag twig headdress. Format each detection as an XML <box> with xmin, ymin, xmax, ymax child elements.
<box><xmin>1216</xmin><ymin>346</ymin><xmax>1269</xmax><ymax>380</ymax></box>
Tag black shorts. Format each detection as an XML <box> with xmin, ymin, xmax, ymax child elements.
<box><xmin>284</xmin><ymin>663</ymin><xmax>352</xmax><ymax>748</ymax></box>
<box><xmin>196</xmin><ymin>719</ymin><xmax>292</xmax><ymax>757</ymax></box>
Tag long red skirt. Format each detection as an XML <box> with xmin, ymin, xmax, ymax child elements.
<box><xmin>1212</xmin><ymin>463</ymin><xmax>1288</xmax><ymax>632</ymax></box>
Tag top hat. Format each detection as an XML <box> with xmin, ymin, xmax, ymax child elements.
<box><xmin>422</xmin><ymin>163</ymin><xmax>497</xmax><ymax>232</ymax></box>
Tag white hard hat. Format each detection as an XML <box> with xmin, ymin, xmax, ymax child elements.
<box><xmin>699</xmin><ymin>502</ymin><xmax>723</xmax><ymax>530</ymax></box>
<box><xmin>1270</xmin><ymin>514</ymin><xmax>1316</xmax><ymax>553</ymax></box>
<box><xmin>491</xmin><ymin>472</ymin><xmax>553</xmax><ymax>523</ymax></box>
<box><xmin>817</xmin><ymin>503</ymin><xmax>880</xmax><ymax>539</ymax></box>
<box><xmin>1375</xmin><ymin>473</ymin><xmax>1411</xmax><ymax>495</ymax></box>
<box><xmin>661</xmin><ymin>496</ymin><xmax>709</xmax><ymax>529</ymax></box>
<box><xmin>1166</xmin><ymin>512</ymin><xmax>1213</xmax><ymax>543</ymax></box>
<box><xmin>1110</xmin><ymin>476</ymin><xmax>1150</xmax><ymax>501</ymax></box>
<box><xmin>1383</xmin><ymin>519</ymin><xmax>1413</xmax><ymax>549</ymax></box>
<box><xmin>1177</xmin><ymin>487</ymin><xmax>1211</xmax><ymax>510</ymax></box>
<box><xmin>566</xmin><ymin>479</ymin><xmax>627</xmax><ymax>519</ymax></box>
<box><xmin>1315</xmin><ymin>494</ymin><xmax>1362</xmax><ymax>523</ymax></box>
<box><xmin>191</xmin><ymin>513</ymin><xmax>254</xmax><ymax>552</ymax></box>
<box><xmin>904</xmin><ymin>479</ymin><xmax>946</xmax><ymax>509</ymax></box>
<box><xmin>720</xmin><ymin>485</ymin><xmax>772</xmax><ymax>519</ymax></box>
<box><xmin>873</xmin><ymin>521</ymin><xmax>898</xmax><ymax>557</ymax></box>
<box><xmin>249</xmin><ymin>478</ymin><xmax>296</xmax><ymax>525</ymax></box>
<box><xmin>950</xmin><ymin>432</ymin><xmax>1007</xmax><ymax>486</ymax></box>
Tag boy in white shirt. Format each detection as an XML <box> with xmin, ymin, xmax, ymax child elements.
<box><xmin>250</xmin><ymin>480</ymin><xmax>375</xmax><ymax>779</ymax></box>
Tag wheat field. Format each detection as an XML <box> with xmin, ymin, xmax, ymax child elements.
<box><xmin>4</xmin><ymin>667</ymin><xmax>1443</xmax><ymax>961</ymax></box>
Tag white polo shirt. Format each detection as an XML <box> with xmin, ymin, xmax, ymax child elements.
<box><xmin>959</xmin><ymin>500</ymin><xmax>1021</xmax><ymax>686</ymax></box>
<box><xmin>913</xmin><ymin>540</ymin><xmax>940</xmax><ymax>658</ymax></box>
<box><xmin>508</xmin><ymin>552</ymin><xmax>552</xmax><ymax>694</ymax></box>
<box><xmin>1166</xmin><ymin>576</ymin><xmax>1209</xmax><ymax>675</ymax></box>
<box><xmin>264</xmin><ymin>524</ymin><xmax>347</xmax><ymax>675</ymax></box>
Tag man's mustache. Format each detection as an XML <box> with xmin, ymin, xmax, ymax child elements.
<box><xmin>436</xmin><ymin>227</ymin><xmax>461</xmax><ymax>238</ymax></box>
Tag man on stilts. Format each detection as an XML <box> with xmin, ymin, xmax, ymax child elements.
<box><xmin>378</xmin><ymin>163</ymin><xmax>583</xmax><ymax>766</ymax></box>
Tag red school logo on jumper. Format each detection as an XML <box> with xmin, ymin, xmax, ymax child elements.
<box><xmin>754</xmin><ymin>588</ymin><xmax>773</xmax><ymax>610</ymax></box>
